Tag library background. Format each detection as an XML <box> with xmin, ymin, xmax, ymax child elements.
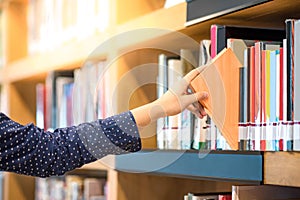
<box><xmin>0</xmin><ymin>0</ymin><xmax>300</xmax><ymax>199</ymax></box>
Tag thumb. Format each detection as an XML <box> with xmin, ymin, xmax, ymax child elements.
<box><xmin>183</xmin><ymin>91</ymin><xmax>209</xmax><ymax>105</ymax></box>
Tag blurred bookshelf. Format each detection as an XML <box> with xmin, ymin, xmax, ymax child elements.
<box><xmin>1</xmin><ymin>0</ymin><xmax>300</xmax><ymax>200</ymax></box>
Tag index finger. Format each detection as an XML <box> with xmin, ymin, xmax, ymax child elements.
<box><xmin>183</xmin><ymin>65</ymin><xmax>206</xmax><ymax>83</ymax></box>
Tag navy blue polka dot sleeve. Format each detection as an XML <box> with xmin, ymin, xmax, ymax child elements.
<box><xmin>0</xmin><ymin>111</ymin><xmax>141</xmax><ymax>177</ymax></box>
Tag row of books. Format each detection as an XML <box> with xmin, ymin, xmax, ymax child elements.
<box><xmin>35</xmin><ymin>175</ymin><xmax>107</xmax><ymax>200</ymax></box>
<box><xmin>185</xmin><ymin>185</ymin><xmax>300</xmax><ymax>200</ymax></box>
<box><xmin>156</xmin><ymin>49</ymin><xmax>202</xmax><ymax>150</ymax></box>
<box><xmin>225</xmin><ymin>19</ymin><xmax>300</xmax><ymax>151</ymax></box>
<box><xmin>28</xmin><ymin>0</ymin><xmax>110</xmax><ymax>54</ymax></box>
<box><xmin>157</xmin><ymin>19</ymin><xmax>300</xmax><ymax>151</ymax></box>
<box><xmin>36</xmin><ymin>60</ymin><xmax>109</xmax><ymax>130</ymax></box>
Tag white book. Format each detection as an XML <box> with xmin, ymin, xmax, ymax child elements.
<box><xmin>157</xmin><ymin>54</ymin><xmax>168</xmax><ymax>149</ymax></box>
<box><xmin>167</xmin><ymin>59</ymin><xmax>182</xmax><ymax>149</ymax></box>
<box><xmin>294</xmin><ymin>122</ymin><xmax>300</xmax><ymax>151</ymax></box>
<box><xmin>192</xmin><ymin>117</ymin><xmax>201</xmax><ymax>149</ymax></box>
<box><xmin>56</xmin><ymin>77</ymin><xmax>74</xmax><ymax>128</ymax></box>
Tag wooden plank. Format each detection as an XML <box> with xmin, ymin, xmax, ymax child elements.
<box><xmin>264</xmin><ymin>152</ymin><xmax>300</xmax><ymax>187</ymax></box>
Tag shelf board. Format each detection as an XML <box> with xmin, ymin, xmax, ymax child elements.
<box><xmin>114</xmin><ymin>150</ymin><xmax>263</xmax><ymax>184</ymax></box>
<box><xmin>264</xmin><ymin>151</ymin><xmax>300</xmax><ymax>187</ymax></box>
<box><xmin>80</xmin><ymin>161</ymin><xmax>109</xmax><ymax>171</ymax></box>
<box><xmin>2</xmin><ymin>0</ymin><xmax>300</xmax><ymax>83</ymax></box>
<box><xmin>0</xmin><ymin>3</ymin><xmax>187</xmax><ymax>83</ymax></box>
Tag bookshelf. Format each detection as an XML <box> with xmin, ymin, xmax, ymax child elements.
<box><xmin>0</xmin><ymin>0</ymin><xmax>300</xmax><ymax>200</ymax></box>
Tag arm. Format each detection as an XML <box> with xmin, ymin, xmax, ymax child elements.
<box><xmin>0</xmin><ymin>111</ymin><xmax>140</xmax><ymax>177</ymax></box>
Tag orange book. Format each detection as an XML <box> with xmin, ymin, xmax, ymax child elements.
<box><xmin>190</xmin><ymin>48</ymin><xmax>242</xmax><ymax>150</ymax></box>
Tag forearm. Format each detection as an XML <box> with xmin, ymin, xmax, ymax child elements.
<box><xmin>130</xmin><ymin>100</ymin><xmax>166</xmax><ymax>128</ymax></box>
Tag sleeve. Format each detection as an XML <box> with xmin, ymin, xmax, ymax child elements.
<box><xmin>0</xmin><ymin>111</ymin><xmax>141</xmax><ymax>178</ymax></box>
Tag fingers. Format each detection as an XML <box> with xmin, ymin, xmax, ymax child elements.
<box><xmin>186</xmin><ymin>103</ymin><xmax>207</xmax><ymax>119</ymax></box>
<box><xmin>182</xmin><ymin>91</ymin><xmax>208</xmax><ymax>106</ymax></box>
<box><xmin>183</xmin><ymin>91</ymin><xmax>208</xmax><ymax>118</ymax></box>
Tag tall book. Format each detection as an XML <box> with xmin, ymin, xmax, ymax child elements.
<box><xmin>157</xmin><ymin>53</ymin><xmax>168</xmax><ymax>149</ymax></box>
<box><xmin>180</xmin><ymin>49</ymin><xmax>197</xmax><ymax>149</ymax></box>
<box><xmin>285</xmin><ymin>19</ymin><xmax>296</xmax><ymax>122</ymax></box>
<box><xmin>56</xmin><ymin>77</ymin><xmax>74</xmax><ymax>128</ymax></box>
<box><xmin>156</xmin><ymin>54</ymin><xmax>180</xmax><ymax>149</ymax></box>
<box><xmin>190</xmin><ymin>48</ymin><xmax>242</xmax><ymax>150</ymax></box>
<box><xmin>45</xmin><ymin>70</ymin><xmax>74</xmax><ymax>129</ymax></box>
<box><xmin>36</xmin><ymin>83</ymin><xmax>46</xmax><ymax>129</ymax></box>
<box><xmin>167</xmin><ymin>58</ymin><xmax>182</xmax><ymax>149</ymax></box>
<box><xmin>193</xmin><ymin>40</ymin><xmax>211</xmax><ymax>150</ymax></box>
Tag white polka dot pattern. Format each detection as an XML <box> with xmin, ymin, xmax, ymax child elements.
<box><xmin>77</xmin><ymin>111</ymin><xmax>141</xmax><ymax>159</ymax></box>
<box><xmin>0</xmin><ymin>111</ymin><xmax>141</xmax><ymax>177</ymax></box>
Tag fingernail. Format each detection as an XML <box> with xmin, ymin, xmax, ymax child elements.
<box><xmin>202</xmin><ymin>92</ymin><xmax>209</xmax><ymax>98</ymax></box>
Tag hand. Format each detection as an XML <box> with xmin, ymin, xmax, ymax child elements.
<box><xmin>131</xmin><ymin>68</ymin><xmax>208</xmax><ymax>128</ymax></box>
<box><xmin>154</xmin><ymin>68</ymin><xmax>208</xmax><ymax>118</ymax></box>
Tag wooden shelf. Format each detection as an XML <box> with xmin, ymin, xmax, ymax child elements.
<box><xmin>114</xmin><ymin>150</ymin><xmax>263</xmax><ymax>184</ymax></box>
<box><xmin>0</xmin><ymin>3</ymin><xmax>187</xmax><ymax>83</ymax></box>
<box><xmin>264</xmin><ymin>152</ymin><xmax>300</xmax><ymax>187</ymax></box>
<box><xmin>2</xmin><ymin>0</ymin><xmax>300</xmax><ymax>84</ymax></box>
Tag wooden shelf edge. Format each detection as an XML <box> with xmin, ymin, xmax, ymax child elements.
<box><xmin>264</xmin><ymin>151</ymin><xmax>300</xmax><ymax>187</ymax></box>
<box><xmin>80</xmin><ymin>160</ymin><xmax>110</xmax><ymax>171</ymax></box>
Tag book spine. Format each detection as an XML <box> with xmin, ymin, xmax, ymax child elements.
<box><xmin>210</xmin><ymin>25</ymin><xmax>218</xmax><ymax>58</ymax></box>
<box><xmin>261</xmin><ymin>50</ymin><xmax>266</xmax><ymax>151</ymax></box>
<box><xmin>285</xmin><ymin>19</ymin><xmax>295</xmax><ymax>121</ymax></box>
<box><xmin>36</xmin><ymin>83</ymin><xmax>45</xmax><ymax>129</ymax></box>
<box><xmin>294</xmin><ymin>19</ymin><xmax>300</xmax><ymax>121</ymax></box>
<box><xmin>167</xmin><ymin>59</ymin><xmax>182</xmax><ymax>149</ymax></box>
<box><xmin>157</xmin><ymin>54</ymin><xmax>168</xmax><ymax>149</ymax></box>
<box><xmin>249</xmin><ymin>46</ymin><xmax>255</xmax><ymax>150</ymax></box>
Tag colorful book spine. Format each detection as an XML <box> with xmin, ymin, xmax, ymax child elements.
<box><xmin>261</xmin><ymin>50</ymin><xmax>266</xmax><ymax>151</ymax></box>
